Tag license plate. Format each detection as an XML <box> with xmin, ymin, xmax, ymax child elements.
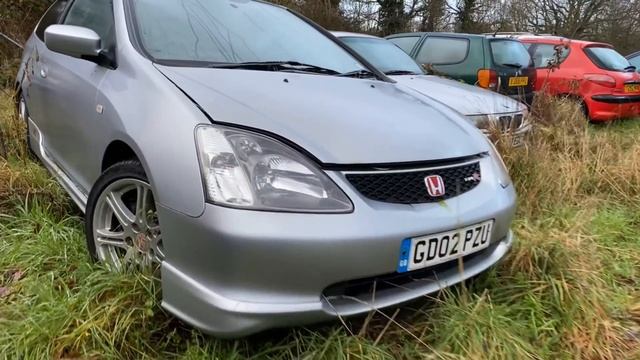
<box><xmin>512</xmin><ymin>134</ymin><xmax>525</xmax><ymax>147</ymax></box>
<box><xmin>397</xmin><ymin>220</ymin><xmax>494</xmax><ymax>273</ymax></box>
<box><xmin>624</xmin><ymin>84</ymin><xmax>640</xmax><ymax>93</ymax></box>
<box><xmin>508</xmin><ymin>76</ymin><xmax>529</xmax><ymax>87</ymax></box>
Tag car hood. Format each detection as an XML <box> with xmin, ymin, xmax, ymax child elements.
<box><xmin>391</xmin><ymin>75</ymin><xmax>526</xmax><ymax>116</ymax></box>
<box><xmin>157</xmin><ymin>66</ymin><xmax>489</xmax><ymax>165</ymax></box>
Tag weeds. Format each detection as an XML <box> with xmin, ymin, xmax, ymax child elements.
<box><xmin>1</xmin><ymin>90</ymin><xmax>640</xmax><ymax>359</ymax></box>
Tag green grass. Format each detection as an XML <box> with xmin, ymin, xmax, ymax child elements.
<box><xmin>1</xmin><ymin>92</ymin><xmax>640</xmax><ymax>359</ymax></box>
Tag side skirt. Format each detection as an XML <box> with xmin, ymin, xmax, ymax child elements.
<box><xmin>29</xmin><ymin>118</ymin><xmax>88</xmax><ymax>212</ymax></box>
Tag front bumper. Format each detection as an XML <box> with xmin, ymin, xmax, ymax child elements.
<box><xmin>512</xmin><ymin>123</ymin><xmax>533</xmax><ymax>146</ymax></box>
<box><xmin>481</xmin><ymin>123</ymin><xmax>532</xmax><ymax>147</ymax></box>
<box><xmin>156</xmin><ymin>157</ymin><xmax>517</xmax><ymax>337</ymax></box>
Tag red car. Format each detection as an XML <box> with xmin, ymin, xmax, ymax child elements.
<box><xmin>518</xmin><ymin>35</ymin><xmax>640</xmax><ymax>121</ymax></box>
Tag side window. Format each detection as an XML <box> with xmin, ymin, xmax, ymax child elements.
<box><xmin>416</xmin><ymin>37</ymin><xmax>469</xmax><ymax>65</ymax></box>
<box><xmin>35</xmin><ymin>1</ymin><xmax>70</xmax><ymax>40</ymax></box>
<box><xmin>628</xmin><ymin>55</ymin><xmax>640</xmax><ymax>70</ymax></box>
<box><xmin>388</xmin><ymin>36</ymin><xmax>420</xmax><ymax>54</ymax></box>
<box><xmin>63</xmin><ymin>0</ymin><xmax>115</xmax><ymax>51</ymax></box>
<box><xmin>531</xmin><ymin>44</ymin><xmax>570</xmax><ymax>68</ymax></box>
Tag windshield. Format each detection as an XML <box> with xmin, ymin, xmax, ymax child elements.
<box><xmin>340</xmin><ymin>37</ymin><xmax>424</xmax><ymax>75</ymax></box>
<box><xmin>585</xmin><ymin>47</ymin><xmax>634</xmax><ymax>72</ymax></box>
<box><xmin>490</xmin><ymin>40</ymin><xmax>533</xmax><ymax>68</ymax></box>
<box><xmin>130</xmin><ymin>0</ymin><xmax>365</xmax><ymax>74</ymax></box>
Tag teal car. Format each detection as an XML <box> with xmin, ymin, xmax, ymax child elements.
<box><xmin>387</xmin><ymin>32</ymin><xmax>536</xmax><ymax>104</ymax></box>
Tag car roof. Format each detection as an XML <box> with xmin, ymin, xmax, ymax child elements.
<box><xmin>331</xmin><ymin>31</ymin><xmax>381</xmax><ymax>39</ymax></box>
<box><xmin>386</xmin><ymin>32</ymin><xmax>490</xmax><ymax>39</ymax></box>
<box><xmin>517</xmin><ymin>35</ymin><xmax>612</xmax><ymax>49</ymax></box>
<box><xmin>628</xmin><ymin>51</ymin><xmax>640</xmax><ymax>58</ymax></box>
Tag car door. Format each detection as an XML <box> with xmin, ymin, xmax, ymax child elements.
<box><xmin>35</xmin><ymin>0</ymin><xmax>116</xmax><ymax>192</ymax></box>
<box><xmin>25</xmin><ymin>0</ymin><xmax>70</xmax><ymax>138</ymax></box>
<box><xmin>527</xmin><ymin>42</ymin><xmax>571</xmax><ymax>94</ymax></box>
<box><xmin>413</xmin><ymin>35</ymin><xmax>480</xmax><ymax>85</ymax></box>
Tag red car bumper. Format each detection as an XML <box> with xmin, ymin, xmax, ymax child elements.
<box><xmin>588</xmin><ymin>94</ymin><xmax>640</xmax><ymax>121</ymax></box>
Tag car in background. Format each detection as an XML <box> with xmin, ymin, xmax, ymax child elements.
<box><xmin>518</xmin><ymin>35</ymin><xmax>640</xmax><ymax>121</ymax></box>
<box><xmin>628</xmin><ymin>51</ymin><xmax>640</xmax><ymax>72</ymax></box>
<box><xmin>333</xmin><ymin>32</ymin><xmax>531</xmax><ymax>147</ymax></box>
<box><xmin>386</xmin><ymin>32</ymin><xmax>536</xmax><ymax>105</ymax></box>
<box><xmin>16</xmin><ymin>0</ymin><xmax>517</xmax><ymax>337</ymax></box>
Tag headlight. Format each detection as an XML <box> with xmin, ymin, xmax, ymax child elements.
<box><xmin>468</xmin><ymin>109</ymin><xmax>529</xmax><ymax>133</ymax></box>
<box><xmin>195</xmin><ymin>125</ymin><xmax>353</xmax><ymax>213</ymax></box>
<box><xmin>466</xmin><ymin>114</ymin><xmax>492</xmax><ymax>132</ymax></box>
<box><xmin>520</xmin><ymin>107</ymin><xmax>530</xmax><ymax>127</ymax></box>
<box><xmin>485</xmin><ymin>138</ymin><xmax>512</xmax><ymax>188</ymax></box>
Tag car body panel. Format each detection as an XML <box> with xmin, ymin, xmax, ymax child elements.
<box><xmin>162</xmin><ymin>233</ymin><xmax>514</xmax><ymax>337</ymax></box>
<box><xmin>156</xmin><ymin>65</ymin><xmax>489</xmax><ymax>164</ymax></box>
<box><xmin>391</xmin><ymin>75</ymin><xmax>525</xmax><ymax>115</ymax></box>
<box><xmin>520</xmin><ymin>36</ymin><xmax>640</xmax><ymax>121</ymax></box>
<box><xmin>31</xmin><ymin>42</ymin><xmax>110</xmax><ymax>192</ymax></box>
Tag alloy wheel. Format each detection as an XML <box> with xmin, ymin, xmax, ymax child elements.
<box><xmin>92</xmin><ymin>178</ymin><xmax>164</xmax><ymax>270</ymax></box>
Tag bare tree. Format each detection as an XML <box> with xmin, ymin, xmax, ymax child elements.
<box><xmin>450</xmin><ymin>0</ymin><xmax>479</xmax><ymax>32</ymax></box>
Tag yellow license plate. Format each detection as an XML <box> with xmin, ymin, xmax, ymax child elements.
<box><xmin>624</xmin><ymin>84</ymin><xmax>640</xmax><ymax>93</ymax></box>
<box><xmin>508</xmin><ymin>76</ymin><xmax>529</xmax><ymax>87</ymax></box>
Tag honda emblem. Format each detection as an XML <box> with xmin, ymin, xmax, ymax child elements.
<box><xmin>425</xmin><ymin>175</ymin><xmax>445</xmax><ymax>197</ymax></box>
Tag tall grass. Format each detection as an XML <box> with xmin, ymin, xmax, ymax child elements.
<box><xmin>1</xmin><ymin>91</ymin><xmax>640</xmax><ymax>359</ymax></box>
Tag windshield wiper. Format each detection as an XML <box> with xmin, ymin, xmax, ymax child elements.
<box><xmin>624</xmin><ymin>65</ymin><xmax>637</xmax><ymax>72</ymax></box>
<box><xmin>338</xmin><ymin>69</ymin><xmax>377</xmax><ymax>79</ymax></box>
<box><xmin>500</xmin><ymin>63</ymin><xmax>523</xmax><ymax>68</ymax></box>
<box><xmin>385</xmin><ymin>70</ymin><xmax>420</xmax><ymax>76</ymax></box>
<box><xmin>209</xmin><ymin>61</ymin><xmax>340</xmax><ymax>75</ymax></box>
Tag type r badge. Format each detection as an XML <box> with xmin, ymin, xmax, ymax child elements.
<box><xmin>464</xmin><ymin>172</ymin><xmax>482</xmax><ymax>183</ymax></box>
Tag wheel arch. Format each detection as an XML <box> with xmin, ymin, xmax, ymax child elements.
<box><xmin>558</xmin><ymin>93</ymin><xmax>590</xmax><ymax>118</ymax></box>
<box><xmin>14</xmin><ymin>84</ymin><xmax>22</xmax><ymax>110</ymax></box>
<box><xmin>101</xmin><ymin>139</ymin><xmax>145</xmax><ymax>173</ymax></box>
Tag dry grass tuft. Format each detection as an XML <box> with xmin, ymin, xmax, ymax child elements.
<box><xmin>0</xmin><ymin>91</ymin><xmax>69</xmax><ymax>213</ymax></box>
<box><xmin>495</xmin><ymin>94</ymin><xmax>640</xmax><ymax>359</ymax></box>
<box><xmin>0</xmin><ymin>89</ymin><xmax>26</xmax><ymax>159</ymax></box>
<box><xmin>504</xmin><ymin>95</ymin><xmax>640</xmax><ymax>218</ymax></box>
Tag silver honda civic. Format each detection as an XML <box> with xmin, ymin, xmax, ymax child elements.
<box><xmin>15</xmin><ymin>0</ymin><xmax>516</xmax><ymax>337</ymax></box>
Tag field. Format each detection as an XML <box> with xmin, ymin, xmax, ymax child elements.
<box><xmin>1</xmin><ymin>88</ymin><xmax>640</xmax><ymax>359</ymax></box>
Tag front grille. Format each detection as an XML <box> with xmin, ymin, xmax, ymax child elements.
<box><xmin>498</xmin><ymin>113</ymin><xmax>524</xmax><ymax>131</ymax></box>
<box><xmin>345</xmin><ymin>161</ymin><xmax>481</xmax><ymax>204</ymax></box>
<box><xmin>323</xmin><ymin>243</ymin><xmax>496</xmax><ymax>299</ymax></box>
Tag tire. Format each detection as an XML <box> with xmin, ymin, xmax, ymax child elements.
<box><xmin>85</xmin><ymin>160</ymin><xmax>164</xmax><ymax>270</ymax></box>
<box><xmin>580</xmin><ymin>101</ymin><xmax>594</xmax><ymax>123</ymax></box>
<box><xmin>566</xmin><ymin>96</ymin><xmax>591</xmax><ymax>122</ymax></box>
<box><xmin>17</xmin><ymin>94</ymin><xmax>36</xmax><ymax>157</ymax></box>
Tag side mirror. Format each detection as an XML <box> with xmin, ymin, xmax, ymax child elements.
<box><xmin>44</xmin><ymin>24</ymin><xmax>102</xmax><ymax>60</ymax></box>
